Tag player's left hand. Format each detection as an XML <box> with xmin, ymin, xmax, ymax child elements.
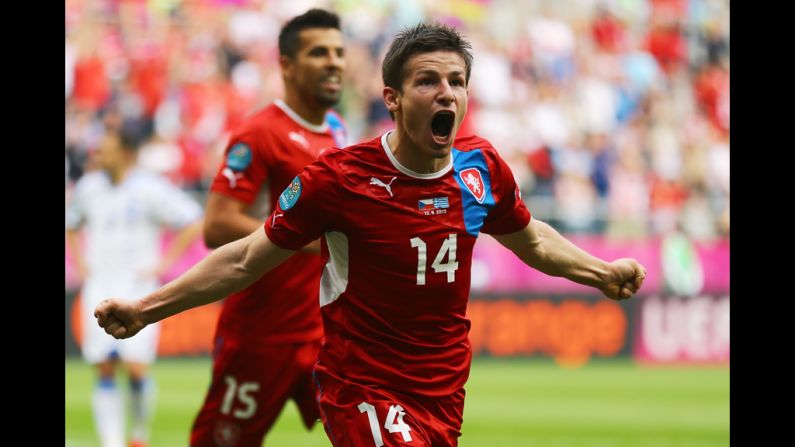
<box><xmin>599</xmin><ymin>258</ymin><xmax>646</xmax><ymax>301</ymax></box>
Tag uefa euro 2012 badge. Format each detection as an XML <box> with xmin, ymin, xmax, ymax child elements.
<box><xmin>226</xmin><ymin>143</ymin><xmax>252</xmax><ymax>171</ymax></box>
<box><xmin>279</xmin><ymin>176</ymin><xmax>302</xmax><ymax>210</ymax></box>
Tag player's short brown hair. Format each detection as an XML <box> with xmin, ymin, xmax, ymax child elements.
<box><xmin>381</xmin><ymin>23</ymin><xmax>473</xmax><ymax>92</ymax></box>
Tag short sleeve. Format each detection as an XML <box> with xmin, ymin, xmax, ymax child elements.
<box><xmin>209</xmin><ymin>131</ymin><xmax>275</xmax><ymax>204</ymax></box>
<box><xmin>480</xmin><ymin>150</ymin><xmax>532</xmax><ymax>235</ymax></box>
<box><xmin>265</xmin><ymin>154</ymin><xmax>339</xmax><ymax>250</ymax></box>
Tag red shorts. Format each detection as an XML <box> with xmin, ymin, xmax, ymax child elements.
<box><xmin>313</xmin><ymin>365</ymin><xmax>465</xmax><ymax>447</ymax></box>
<box><xmin>190</xmin><ymin>340</ymin><xmax>321</xmax><ymax>447</ymax></box>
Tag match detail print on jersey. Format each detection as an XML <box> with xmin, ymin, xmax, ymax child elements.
<box><xmin>452</xmin><ymin>148</ymin><xmax>496</xmax><ymax>237</ymax></box>
<box><xmin>418</xmin><ymin>197</ymin><xmax>449</xmax><ymax>215</ymax></box>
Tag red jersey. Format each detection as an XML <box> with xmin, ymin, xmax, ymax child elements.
<box><xmin>265</xmin><ymin>132</ymin><xmax>531</xmax><ymax>397</ymax></box>
<box><xmin>210</xmin><ymin>100</ymin><xmax>347</xmax><ymax>347</ymax></box>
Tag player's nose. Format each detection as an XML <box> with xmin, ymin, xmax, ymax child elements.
<box><xmin>437</xmin><ymin>81</ymin><xmax>454</xmax><ymax>105</ymax></box>
<box><xmin>326</xmin><ymin>51</ymin><xmax>345</xmax><ymax>70</ymax></box>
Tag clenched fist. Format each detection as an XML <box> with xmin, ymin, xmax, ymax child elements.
<box><xmin>94</xmin><ymin>299</ymin><xmax>147</xmax><ymax>339</ymax></box>
<box><xmin>599</xmin><ymin>258</ymin><xmax>647</xmax><ymax>301</ymax></box>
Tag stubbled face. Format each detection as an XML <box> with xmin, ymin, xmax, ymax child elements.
<box><xmin>391</xmin><ymin>51</ymin><xmax>468</xmax><ymax>159</ymax></box>
<box><xmin>284</xmin><ymin>27</ymin><xmax>346</xmax><ymax>107</ymax></box>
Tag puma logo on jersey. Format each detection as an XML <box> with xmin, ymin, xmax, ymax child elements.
<box><xmin>272</xmin><ymin>213</ymin><xmax>284</xmax><ymax>226</ymax></box>
<box><xmin>288</xmin><ymin>131</ymin><xmax>309</xmax><ymax>149</ymax></box>
<box><xmin>222</xmin><ymin>167</ymin><xmax>244</xmax><ymax>189</ymax></box>
<box><xmin>370</xmin><ymin>176</ymin><xmax>397</xmax><ymax>197</ymax></box>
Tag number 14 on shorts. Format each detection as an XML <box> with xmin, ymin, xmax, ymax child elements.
<box><xmin>358</xmin><ymin>402</ymin><xmax>413</xmax><ymax>446</ymax></box>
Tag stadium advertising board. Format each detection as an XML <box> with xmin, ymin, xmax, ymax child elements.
<box><xmin>66</xmin><ymin>293</ymin><xmax>729</xmax><ymax>364</ymax></box>
<box><xmin>470</xmin><ymin>235</ymin><xmax>729</xmax><ymax>295</ymax></box>
<box><xmin>468</xmin><ymin>295</ymin><xmax>634</xmax><ymax>367</ymax></box>
<box><xmin>66</xmin><ymin>236</ymin><xmax>728</xmax><ymax>362</ymax></box>
<box><xmin>633</xmin><ymin>295</ymin><xmax>730</xmax><ymax>364</ymax></box>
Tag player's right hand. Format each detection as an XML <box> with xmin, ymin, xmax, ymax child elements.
<box><xmin>94</xmin><ymin>299</ymin><xmax>146</xmax><ymax>339</ymax></box>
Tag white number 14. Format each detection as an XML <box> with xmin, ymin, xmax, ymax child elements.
<box><xmin>358</xmin><ymin>402</ymin><xmax>413</xmax><ymax>446</ymax></box>
<box><xmin>410</xmin><ymin>234</ymin><xmax>459</xmax><ymax>285</ymax></box>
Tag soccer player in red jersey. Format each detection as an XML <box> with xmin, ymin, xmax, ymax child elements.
<box><xmin>188</xmin><ymin>9</ymin><xmax>347</xmax><ymax>447</ymax></box>
<box><xmin>96</xmin><ymin>23</ymin><xmax>646</xmax><ymax>447</ymax></box>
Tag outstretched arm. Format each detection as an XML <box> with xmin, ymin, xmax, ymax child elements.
<box><xmin>95</xmin><ymin>227</ymin><xmax>294</xmax><ymax>338</ymax></box>
<box><xmin>492</xmin><ymin>219</ymin><xmax>646</xmax><ymax>300</ymax></box>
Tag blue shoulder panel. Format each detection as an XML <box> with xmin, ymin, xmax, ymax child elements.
<box><xmin>452</xmin><ymin>148</ymin><xmax>495</xmax><ymax>237</ymax></box>
<box><xmin>325</xmin><ymin>111</ymin><xmax>347</xmax><ymax>147</ymax></box>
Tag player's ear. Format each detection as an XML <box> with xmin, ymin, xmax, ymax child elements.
<box><xmin>383</xmin><ymin>86</ymin><xmax>400</xmax><ymax>116</ymax></box>
<box><xmin>280</xmin><ymin>55</ymin><xmax>294</xmax><ymax>80</ymax></box>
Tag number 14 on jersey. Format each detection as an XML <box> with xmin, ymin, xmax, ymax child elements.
<box><xmin>410</xmin><ymin>234</ymin><xmax>459</xmax><ymax>285</ymax></box>
<box><xmin>358</xmin><ymin>402</ymin><xmax>413</xmax><ymax>446</ymax></box>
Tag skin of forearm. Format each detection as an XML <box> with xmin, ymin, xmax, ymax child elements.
<box><xmin>137</xmin><ymin>231</ymin><xmax>291</xmax><ymax>324</ymax></box>
<box><xmin>509</xmin><ymin>221</ymin><xmax>612</xmax><ymax>288</ymax></box>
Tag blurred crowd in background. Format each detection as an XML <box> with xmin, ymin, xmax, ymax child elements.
<box><xmin>65</xmin><ymin>0</ymin><xmax>729</xmax><ymax>241</ymax></box>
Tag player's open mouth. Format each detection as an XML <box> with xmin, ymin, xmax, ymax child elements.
<box><xmin>321</xmin><ymin>75</ymin><xmax>342</xmax><ymax>91</ymax></box>
<box><xmin>430</xmin><ymin>110</ymin><xmax>455</xmax><ymax>145</ymax></box>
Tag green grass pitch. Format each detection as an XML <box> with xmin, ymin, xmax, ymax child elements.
<box><xmin>66</xmin><ymin>357</ymin><xmax>729</xmax><ymax>447</ymax></box>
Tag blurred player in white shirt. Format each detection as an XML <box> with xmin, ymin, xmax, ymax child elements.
<box><xmin>66</xmin><ymin>124</ymin><xmax>203</xmax><ymax>447</ymax></box>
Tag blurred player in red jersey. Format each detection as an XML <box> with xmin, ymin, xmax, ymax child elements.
<box><xmin>189</xmin><ymin>9</ymin><xmax>347</xmax><ymax>447</ymax></box>
<box><xmin>96</xmin><ymin>23</ymin><xmax>646</xmax><ymax>447</ymax></box>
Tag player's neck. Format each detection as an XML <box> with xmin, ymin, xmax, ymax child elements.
<box><xmin>387</xmin><ymin>129</ymin><xmax>451</xmax><ymax>174</ymax></box>
<box><xmin>107</xmin><ymin>163</ymin><xmax>133</xmax><ymax>185</ymax></box>
<box><xmin>282</xmin><ymin>91</ymin><xmax>326</xmax><ymax>126</ymax></box>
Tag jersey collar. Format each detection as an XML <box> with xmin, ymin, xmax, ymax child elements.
<box><xmin>274</xmin><ymin>99</ymin><xmax>330</xmax><ymax>133</ymax></box>
<box><xmin>380</xmin><ymin>131</ymin><xmax>453</xmax><ymax>179</ymax></box>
